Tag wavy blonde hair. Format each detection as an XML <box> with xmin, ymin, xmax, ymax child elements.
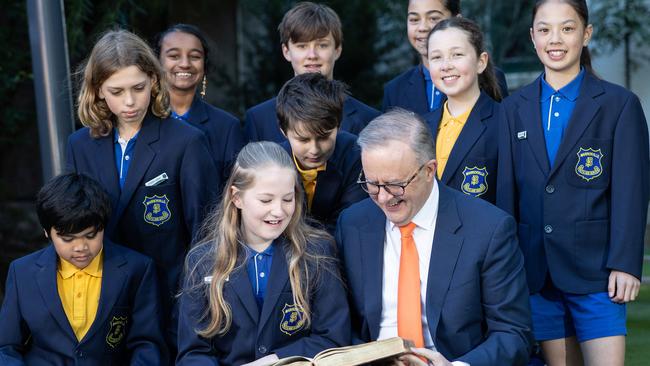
<box><xmin>76</xmin><ymin>29</ymin><xmax>170</xmax><ymax>138</ymax></box>
<box><xmin>185</xmin><ymin>141</ymin><xmax>335</xmax><ymax>337</ymax></box>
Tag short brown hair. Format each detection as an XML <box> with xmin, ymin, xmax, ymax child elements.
<box><xmin>278</xmin><ymin>2</ymin><xmax>343</xmax><ymax>47</ymax></box>
<box><xmin>77</xmin><ymin>29</ymin><xmax>169</xmax><ymax>138</ymax></box>
<box><xmin>276</xmin><ymin>73</ymin><xmax>347</xmax><ymax>137</ymax></box>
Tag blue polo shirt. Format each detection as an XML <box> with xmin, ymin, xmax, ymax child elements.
<box><xmin>171</xmin><ymin>109</ymin><xmax>191</xmax><ymax>122</ymax></box>
<box><xmin>540</xmin><ymin>69</ymin><xmax>585</xmax><ymax>166</ymax></box>
<box><xmin>246</xmin><ymin>244</ymin><xmax>275</xmax><ymax>311</ymax></box>
<box><xmin>113</xmin><ymin>130</ymin><xmax>139</xmax><ymax>189</ymax></box>
<box><xmin>422</xmin><ymin>64</ymin><xmax>444</xmax><ymax>112</ymax></box>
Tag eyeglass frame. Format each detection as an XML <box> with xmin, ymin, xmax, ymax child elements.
<box><xmin>356</xmin><ymin>163</ymin><xmax>427</xmax><ymax>197</ymax></box>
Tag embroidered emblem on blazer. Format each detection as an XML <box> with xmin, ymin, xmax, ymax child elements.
<box><xmin>575</xmin><ymin>148</ymin><xmax>604</xmax><ymax>181</ymax></box>
<box><xmin>461</xmin><ymin>166</ymin><xmax>488</xmax><ymax>197</ymax></box>
<box><xmin>106</xmin><ymin>316</ymin><xmax>128</xmax><ymax>348</ymax></box>
<box><xmin>142</xmin><ymin>195</ymin><xmax>172</xmax><ymax>226</ymax></box>
<box><xmin>280</xmin><ymin>303</ymin><xmax>306</xmax><ymax>336</ymax></box>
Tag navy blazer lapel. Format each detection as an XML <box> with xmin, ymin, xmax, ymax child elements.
<box><xmin>258</xmin><ymin>239</ymin><xmax>290</xmax><ymax>332</ymax></box>
<box><xmin>228</xmin><ymin>263</ymin><xmax>260</xmax><ymax>324</ymax></box>
<box><xmin>441</xmin><ymin>93</ymin><xmax>491</xmax><ymax>183</ymax></box>
<box><xmin>423</xmin><ymin>108</ymin><xmax>444</xmax><ymax>137</ymax></box>
<box><xmin>548</xmin><ymin>73</ymin><xmax>604</xmax><ymax>178</ymax></box>
<box><xmin>115</xmin><ymin>115</ymin><xmax>160</xmax><ymax>220</ymax></box>
<box><xmin>425</xmin><ymin>185</ymin><xmax>463</xmax><ymax>341</ymax></box>
<box><xmin>343</xmin><ymin>97</ymin><xmax>358</xmax><ymax>120</ymax></box>
<box><xmin>186</xmin><ymin>96</ymin><xmax>209</xmax><ymax>127</ymax></box>
<box><xmin>360</xmin><ymin>203</ymin><xmax>387</xmax><ymax>340</ymax></box>
<box><xmin>35</xmin><ymin>246</ymin><xmax>77</xmax><ymax>342</ymax></box>
<box><xmin>517</xmin><ymin>78</ymin><xmax>551</xmax><ymax>174</ymax></box>
<box><xmin>311</xmin><ymin>167</ymin><xmax>342</xmax><ymax>219</ymax></box>
<box><xmin>82</xmin><ymin>241</ymin><xmax>127</xmax><ymax>343</ymax></box>
<box><xmin>407</xmin><ymin>66</ymin><xmax>429</xmax><ymax>114</ymax></box>
<box><xmin>93</xmin><ymin>136</ymin><xmax>121</xmax><ymax>209</ymax></box>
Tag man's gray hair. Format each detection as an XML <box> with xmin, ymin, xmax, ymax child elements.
<box><xmin>357</xmin><ymin>108</ymin><xmax>436</xmax><ymax>164</ymax></box>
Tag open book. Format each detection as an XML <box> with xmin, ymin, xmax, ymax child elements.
<box><xmin>271</xmin><ymin>337</ymin><xmax>414</xmax><ymax>366</ymax></box>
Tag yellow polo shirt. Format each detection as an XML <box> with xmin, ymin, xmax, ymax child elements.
<box><xmin>436</xmin><ymin>102</ymin><xmax>472</xmax><ymax>179</ymax></box>
<box><xmin>57</xmin><ymin>250</ymin><xmax>103</xmax><ymax>341</ymax></box>
<box><xmin>293</xmin><ymin>154</ymin><xmax>326</xmax><ymax>211</ymax></box>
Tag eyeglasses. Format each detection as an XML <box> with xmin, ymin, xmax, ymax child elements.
<box><xmin>357</xmin><ymin>164</ymin><xmax>426</xmax><ymax>197</ymax></box>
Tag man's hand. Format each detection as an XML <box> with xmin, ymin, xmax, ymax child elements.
<box><xmin>394</xmin><ymin>348</ymin><xmax>453</xmax><ymax>366</ymax></box>
<box><xmin>608</xmin><ymin>270</ymin><xmax>640</xmax><ymax>303</ymax></box>
<box><xmin>241</xmin><ymin>354</ymin><xmax>280</xmax><ymax>366</ymax></box>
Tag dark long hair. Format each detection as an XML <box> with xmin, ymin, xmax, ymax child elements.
<box><xmin>155</xmin><ymin>24</ymin><xmax>211</xmax><ymax>73</ymax></box>
<box><xmin>533</xmin><ymin>0</ymin><xmax>594</xmax><ymax>74</ymax></box>
<box><xmin>427</xmin><ymin>17</ymin><xmax>502</xmax><ymax>101</ymax></box>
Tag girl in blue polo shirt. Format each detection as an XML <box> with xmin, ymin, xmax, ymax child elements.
<box><xmin>177</xmin><ymin>142</ymin><xmax>350</xmax><ymax>366</ymax></box>
<box><xmin>497</xmin><ymin>1</ymin><xmax>648</xmax><ymax>365</ymax></box>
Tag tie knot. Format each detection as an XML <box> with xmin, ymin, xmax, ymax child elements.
<box><xmin>399</xmin><ymin>222</ymin><xmax>417</xmax><ymax>238</ymax></box>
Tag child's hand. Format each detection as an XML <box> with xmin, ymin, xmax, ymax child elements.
<box><xmin>241</xmin><ymin>354</ymin><xmax>279</xmax><ymax>366</ymax></box>
<box><xmin>608</xmin><ymin>270</ymin><xmax>641</xmax><ymax>303</ymax></box>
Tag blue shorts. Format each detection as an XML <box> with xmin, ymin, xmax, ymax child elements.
<box><xmin>530</xmin><ymin>282</ymin><xmax>627</xmax><ymax>343</ymax></box>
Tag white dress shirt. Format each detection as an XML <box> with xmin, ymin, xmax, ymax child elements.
<box><xmin>377</xmin><ymin>180</ymin><xmax>469</xmax><ymax>366</ymax></box>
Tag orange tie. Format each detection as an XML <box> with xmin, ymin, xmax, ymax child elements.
<box><xmin>397</xmin><ymin>222</ymin><xmax>424</xmax><ymax>347</ymax></box>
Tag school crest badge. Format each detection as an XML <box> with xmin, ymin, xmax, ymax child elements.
<box><xmin>280</xmin><ymin>303</ymin><xmax>306</xmax><ymax>336</ymax></box>
<box><xmin>106</xmin><ymin>316</ymin><xmax>127</xmax><ymax>348</ymax></box>
<box><xmin>461</xmin><ymin>166</ymin><xmax>488</xmax><ymax>197</ymax></box>
<box><xmin>575</xmin><ymin>147</ymin><xmax>603</xmax><ymax>181</ymax></box>
<box><xmin>142</xmin><ymin>195</ymin><xmax>171</xmax><ymax>226</ymax></box>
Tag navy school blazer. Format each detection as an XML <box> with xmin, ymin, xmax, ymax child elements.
<box><xmin>66</xmin><ymin>114</ymin><xmax>220</xmax><ymax>303</ymax></box>
<box><xmin>423</xmin><ymin>92</ymin><xmax>502</xmax><ymax>204</ymax></box>
<box><xmin>176</xmin><ymin>238</ymin><xmax>351</xmax><ymax>366</ymax></box>
<box><xmin>281</xmin><ymin>131</ymin><xmax>368</xmax><ymax>232</ymax></box>
<box><xmin>496</xmin><ymin>72</ymin><xmax>649</xmax><ymax>294</ymax></box>
<box><xmin>382</xmin><ymin>65</ymin><xmax>509</xmax><ymax>115</ymax></box>
<box><xmin>244</xmin><ymin>96</ymin><xmax>380</xmax><ymax>143</ymax></box>
<box><xmin>336</xmin><ymin>184</ymin><xmax>533</xmax><ymax>366</ymax></box>
<box><xmin>0</xmin><ymin>240</ymin><xmax>166</xmax><ymax>365</ymax></box>
<box><xmin>184</xmin><ymin>96</ymin><xmax>244</xmax><ymax>190</ymax></box>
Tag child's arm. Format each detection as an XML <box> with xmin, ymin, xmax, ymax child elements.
<box><xmin>608</xmin><ymin>92</ymin><xmax>649</xmax><ymax>287</ymax></box>
<box><xmin>272</xmin><ymin>242</ymin><xmax>352</xmax><ymax>358</ymax></box>
<box><xmin>0</xmin><ymin>263</ymin><xmax>28</xmax><ymax>365</ymax></box>
<box><xmin>126</xmin><ymin>257</ymin><xmax>168</xmax><ymax>365</ymax></box>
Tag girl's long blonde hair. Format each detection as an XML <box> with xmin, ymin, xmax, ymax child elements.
<box><xmin>185</xmin><ymin>141</ymin><xmax>335</xmax><ymax>337</ymax></box>
<box><xmin>77</xmin><ymin>29</ymin><xmax>170</xmax><ymax>138</ymax></box>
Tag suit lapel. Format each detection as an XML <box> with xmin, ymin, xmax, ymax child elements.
<box><xmin>82</xmin><ymin>242</ymin><xmax>127</xmax><ymax>343</ymax></box>
<box><xmin>186</xmin><ymin>96</ymin><xmax>209</xmax><ymax>127</ymax></box>
<box><xmin>548</xmin><ymin>74</ymin><xmax>604</xmax><ymax>178</ymax></box>
<box><xmin>311</xmin><ymin>167</ymin><xmax>341</xmax><ymax>219</ymax></box>
<box><xmin>115</xmin><ymin>115</ymin><xmax>160</xmax><ymax>220</ymax></box>
<box><xmin>258</xmin><ymin>239</ymin><xmax>290</xmax><ymax>333</ymax></box>
<box><xmin>406</xmin><ymin>66</ymin><xmax>429</xmax><ymax>115</ymax></box>
<box><xmin>360</xmin><ymin>204</ymin><xmax>387</xmax><ymax>340</ymax></box>
<box><xmin>441</xmin><ymin>93</ymin><xmax>491</xmax><ymax>183</ymax></box>
<box><xmin>93</xmin><ymin>136</ymin><xmax>121</xmax><ymax>209</ymax></box>
<box><xmin>517</xmin><ymin>79</ymin><xmax>551</xmax><ymax>174</ymax></box>
<box><xmin>229</xmin><ymin>263</ymin><xmax>260</xmax><ymax>324</ymax></box>
<box><xmin>423</xmin><ymin>108</ymin><xmax>444</xmax><ymax>137</ymax></box>
<box><xmin>35</xmin><ymin>246</ymin><xmax>77</xmax><ymax>342</ymax></box>
<box><xmin>425</xmin><ymin>185</ymin><xmax>463</xmax><ymax>341</ymax></box>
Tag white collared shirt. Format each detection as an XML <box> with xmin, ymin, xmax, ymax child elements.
<box><xmin>378</xmin><ymin>180</ymin><xmax>439</xmax><ymax>348</ymax></box>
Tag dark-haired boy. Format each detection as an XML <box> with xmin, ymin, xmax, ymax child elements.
<box><xmin>382</xmin><ymin>0</ymin><xmax>509</xmax><ymax>115</ymax></box>
<box><xmin>277</xmin><ymin>73</ymin><xmax>367</xmax><ymax>232</ymax></box>
<box><xmin>0</xmin><ymin>173</ymin><xmax>166</xmax><ymax>365</ymax></box>
<box><xmin>245</xmin><ymin>1</ymin><xmax>379</xmax><ymax>143</ymax></box>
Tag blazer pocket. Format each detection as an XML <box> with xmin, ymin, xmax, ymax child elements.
<box><xmin>565</xmin><ymin>138</ymin><xmax>612</xmax><ymax>189</ymax></box>
<box><xmin>574</xmin><ymin>219</ymin><xmax>610</xmax><ymax>280</ymax></box>
<box><xmin>137</xmin><ymin>183</ymin><xmax>178</xmax><ymax>234</ymax></box>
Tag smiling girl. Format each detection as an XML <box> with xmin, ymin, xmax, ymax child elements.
<box><xmin>423</xmin><ymin>17</ymin><xmax>503</xmax><ymax>204</ymax></box>
<box><xmin>497</xmin><ymin>1</ymin><xmax>649</xmax><ymax>365</ymax></box>
<box><xmin>177</xmin><ymin>141</ymin><xmax>350</xmax><ymax>366</ymax></box>
<box><xmin>66</xmin><ymin>29</ymin><xmax>220</xmax><ymax>358</ymax></box>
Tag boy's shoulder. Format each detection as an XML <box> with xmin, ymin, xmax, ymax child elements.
<box><xmin>384</xmin><ymin>65</ymin><xmax>421</xmax><ymax>90</ymax></box>
<box><xmin>194</xmin><ymin>98</ymin><xmax>240</xmax><ymax>126</ymax></box>
<box><xmin>8</xmin><ymin>245</ymin><xmax>54</xmax><ymax>272</ymax></box>
<box><xmin>102</xmin><ymin>239</ymin><xmax>154</xmax><ymax>268</ymax></box>
<box><xmin>245</xmin><ymin>97</ymin><xmax>277</xmax><ymax>118</ymax></box>
<box><xmin>329</xmin><ymin>130</ymin><xmax>360</xmax><ymax>166</ymax></box>
<box><xmin>345</xmin><ymin>96</ymin><xmax>380</xmax><ymax>119</ymax></box>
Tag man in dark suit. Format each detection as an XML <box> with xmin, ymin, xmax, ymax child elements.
<box><xmin>336</xmin><ymin>109</ymin><xmax>533</xmax><ymax>365</ymax></box>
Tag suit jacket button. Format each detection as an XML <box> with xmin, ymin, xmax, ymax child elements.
<box><xmin>544</xmin><ymin>225</ymin><xmax>553</xmax><ymax>234</ymax></box>
<box><xmin>545</xmin><ymin>185</ymin><xmax>555</xmax><ymax>194</ymax></box>
<box><xmin>258</xmin><ymin>345</ymin><xmax>267</xmax><ymax>354</ymax></box>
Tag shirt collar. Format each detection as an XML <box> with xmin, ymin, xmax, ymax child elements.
<box><xmin>113</xmin><ymin>129</ymin><xmax>139</xmax><ymax>143</ymax></box>
<box><xmin>246</xmin><ymin>241</ymin><xmax>275</xmax><ymax>260</ymax></box>
<box><xmin>58</xmin><ymin>248</ymin><xmax>104</xmax><ymax>279</ymax></box>
<box><xmin>171</xmin><ymin>108</ymin><xmax>191</xmax><ymax>121</ymax></box>
<box><xmin>440</xmin><ymin>101</ymin><xmax>472</xmax><ymax>127</ymax></box>
<box><xmin>540</xmin><ymin>68</ymin><xmax>585</xmax><ymax>102</ymax></box>
<box><xmin>389</xmin><ymin>180</ymin><xmax>439</xmax><ymax>232</ymax></box>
